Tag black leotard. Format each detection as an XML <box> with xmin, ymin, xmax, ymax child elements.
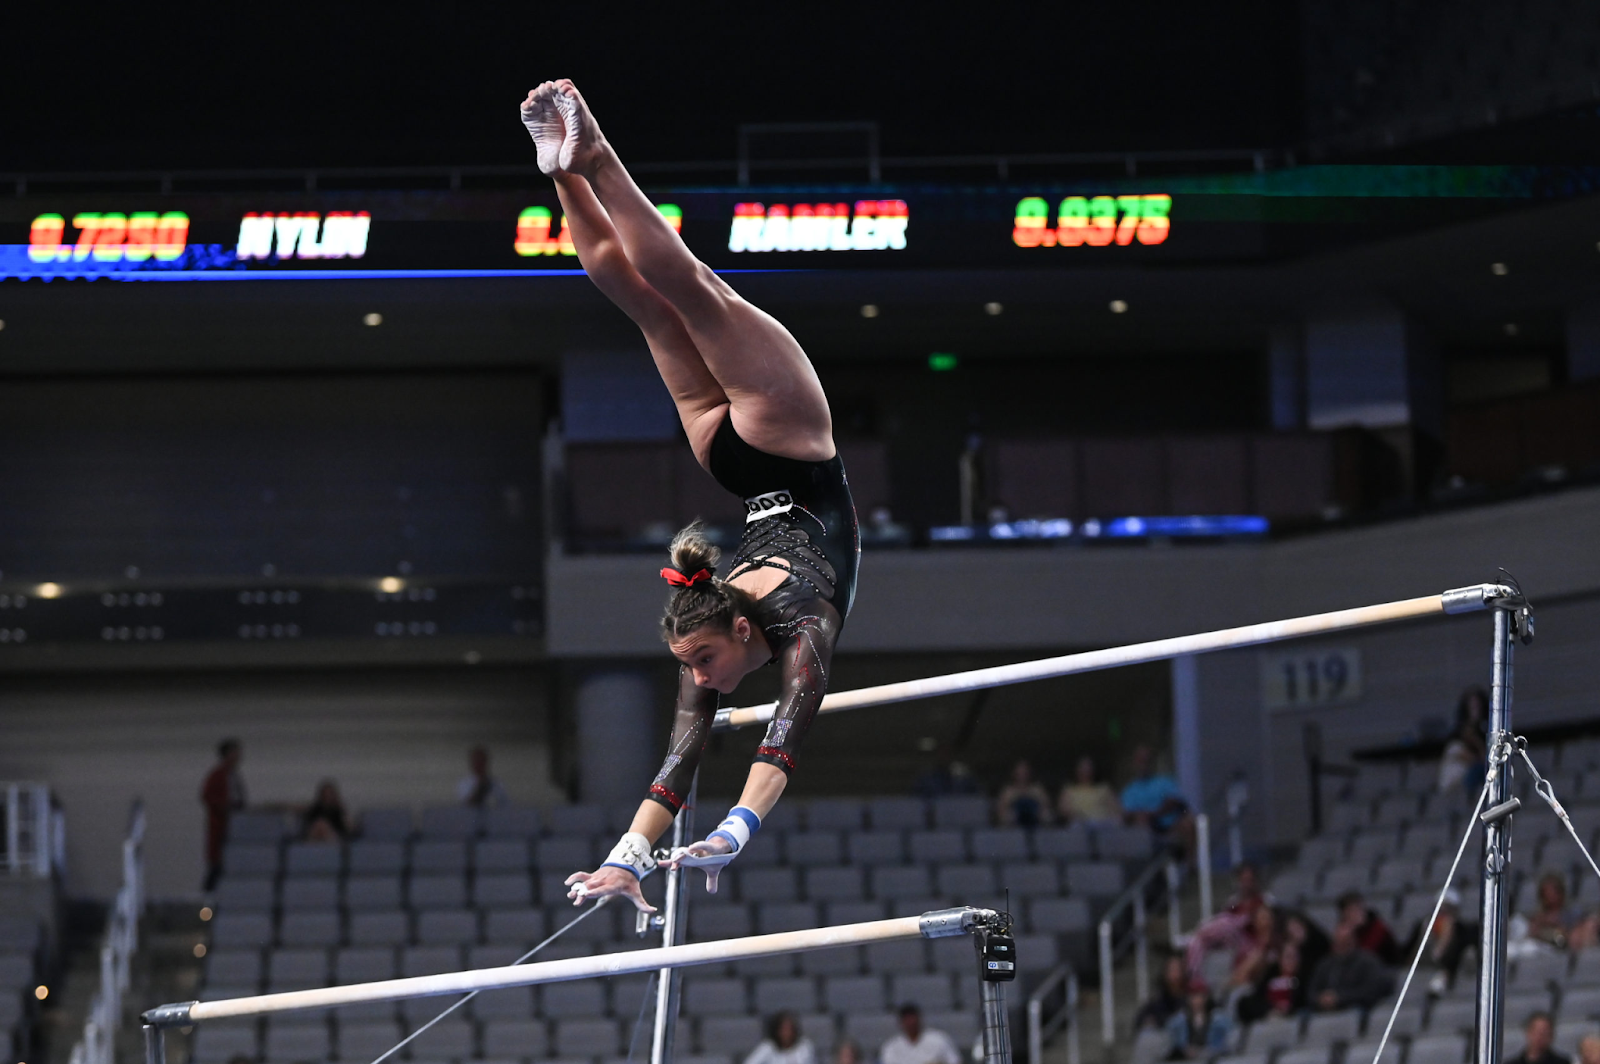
<box><xmin>645</xmin><ymin>414</ymin><xmax>860</xmax><ymax>812</ymax></box>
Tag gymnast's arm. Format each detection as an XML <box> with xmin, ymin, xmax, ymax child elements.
<box><xmin>562</xmin><ymin>666</ymin><xmax>717</xmax><ymax>910</ymax></box>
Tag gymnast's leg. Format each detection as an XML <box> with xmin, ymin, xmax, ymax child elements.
<box><xmin>536</xmin><ymin>79</ymin><xmax>834</xmax><ymax>465</ymax></box>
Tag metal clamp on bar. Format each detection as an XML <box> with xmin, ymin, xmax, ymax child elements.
<box><xmin>141</xmin><ymin>1003</ymin><xmax>195</xmax><ymax>1028</ymax></box>
<box><xmin>1481</xmin><ymin>798</ymin><xmax>1522</xmax><ymax>825</ymax></box>
<box><xmin>920</xmin><ymin>907</ymin><xmax>993</xmax><ymax>938</ymax></box>
<box><xmin>1440</xmin><ymin>583</ymin><xmax>1507</xmax><ymax>614</ymax></box>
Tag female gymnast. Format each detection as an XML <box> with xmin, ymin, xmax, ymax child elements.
<box><xmin>520</xmin><ymin>80</ymin><xmax>859</xmax><ymax>911</ymax></box>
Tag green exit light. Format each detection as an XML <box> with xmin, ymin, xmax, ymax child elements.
<box><xmin>928</xmin><ymin>353</ymin><xmax>959</xmax><ymax>371</ymax></box>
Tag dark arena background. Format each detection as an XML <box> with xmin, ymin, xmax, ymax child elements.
<box><xmin>4</xmin><ymin>6</ymin><xmax>1600</xmax><ymax>1064</ymax></box>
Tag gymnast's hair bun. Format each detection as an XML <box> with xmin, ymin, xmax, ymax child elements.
<box><xmin>668</xmin><ymin>521</ymin><xmax>720</xmax><ymax>581</ymax></box>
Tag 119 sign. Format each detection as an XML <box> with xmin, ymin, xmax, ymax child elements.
<box><xmin>1259</xmin><ymin>647</ymin><xmax>1363</xmax><ymax>711</ymax></box>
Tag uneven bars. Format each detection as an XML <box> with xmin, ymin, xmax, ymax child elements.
<box><xmin>143</xmin><ymin>908</ymin><xmax>988</xmax><ymax>1027</ymax></box>
<box><xmin>713</xmin><ymin>583</ymin><xmax>1508</xmax><ymax>730</ymax></box>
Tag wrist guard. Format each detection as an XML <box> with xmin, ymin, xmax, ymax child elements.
<box><xmin>600</xmin><ymin>831</ymin><xmax>658</xmax><ymax>880</ymax></box>
<box><xmin>707</xmin><ymin>806</ymin><xmax>761</xmax><ymax>854</ymax></box>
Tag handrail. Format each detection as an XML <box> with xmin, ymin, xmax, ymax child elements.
<box><xmin>2</xmin><ymin>782</ymin><xmax>57</xmax><ymax>878</ymax></box>
<box><xmin>68</xmin><ymin>801</ymin><xmax>144</xmax><ymax>1064</ymax></box>
<box><xmin>1096</xmin><ymin>853</ymin><xmax>1173</xmax><ymax>1046</ymax></box>
<box><xmin>1027</xmin><ymin>964</ymin><xmax>1080</xmax><ymax>1064</ymax></box>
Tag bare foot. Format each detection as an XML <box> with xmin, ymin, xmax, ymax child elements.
<box><xmin>552</xmin><ymin>79</ymin><xmax>608</xmax><ymax>177</ymax></box>
<box><xmin>519</xmin><ymin>81</ymin><xmax>567</xmax><ymax>176</ymax></box>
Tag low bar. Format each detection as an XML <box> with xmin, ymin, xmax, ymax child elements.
<box><xmin>145</xmin><ymin>909</ymin><xmax>988</xmax><ymax>1026</ymax></box>
<box><xmin>714</xmin><ymin>585</ymin><xmax>1506</xmax><ymax>729</ymax></box>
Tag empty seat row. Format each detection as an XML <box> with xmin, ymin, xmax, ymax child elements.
<box><xmin>190</xmin><ymin>1008</ymin><xmax>980</xmax><ymax>1064</ymax></box>
<box><xmin>222</xmin><ymin>826</ymin><xmax>1148</xmax><ymax>880</ymax></box>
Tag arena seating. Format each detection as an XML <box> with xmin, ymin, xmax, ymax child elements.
<box><xmin>0</xmin><ymin>915</ymin><xmax>42</xmax><ymax>1061</ymax></box>
<box><xmin>1161</xmin><ymin>737</ymin><xmax>1600</xmax><ymax>1064</ymax></box>
<box><xmin>197</xmin><ymin>796</ymin><xmax>1145</xmax><ymax>1064</ymax></box>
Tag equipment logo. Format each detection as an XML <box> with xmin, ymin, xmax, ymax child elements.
<box><xmin>236</xmin><ymin>212</ymin><xmax>371</xmax><ymax>260</ymax></box>
<box><xmin>728</xmin><ymin>200</ymin><xmax>908</xmax><ymax>253</ymax></box>
<box><xmin>745</xmin><ymin>490</ymin><xmax>795</xmax><ymax>523</ymax></box>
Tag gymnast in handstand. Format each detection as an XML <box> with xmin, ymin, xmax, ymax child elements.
<box><xmin>520</xmin><ymin>80</ymin><xmax>859</xmax><ymax>911</ymax></box>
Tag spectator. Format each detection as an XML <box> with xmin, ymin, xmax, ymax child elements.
<box><xmin>302</xmin><ymin>780</ymin><xmax>350</xmax><ymax>843</ymax></box>
<box><xmin>744</xmin><ymin>1011</ymin><xmax>816</xmax><ymax>1064</ymax></box>
<box><xmin>994</xmin><ymin>759</ymin><xmax>1052</xmax><ymax>828</ymax></box>
<box><xmin>200</xmin><ymin>738</ymin><xmax>246</xmax><ymax>891</ymax></box>
<box><xmin>1135</xmin><ymin>956</ymin><xmax>1189</xmax><ymax>1030</ymax></box>
<box><xmin>1577</xmin><ymin>1034</ymin><xmax>1600</xmax><ymax>1064</ymax></box>
<box><xmin>1238</xmin><ymin>940</ymin><xmax>1306</xmax><ymax>1023</ymax></box>
<box><xmin>916</xmin><ymin>743</ymin><xmax>980</xmax><ymax>799</ymax></box>
<box><xmin>1164</xmin><ymin>980</ymin><xmax>1232</xmax><ymax>1060</ymax></box>
<box><xmin>880</xmin><ymin>1005</ymin><xmax>962</xmax><ymax>1064</ymax></box>
<box><xmin>1402</xmin><ymin>890</ymin><xmax>1476</xmax><ymax>995</ymax></box>
<box><xmin>1230</xmin><ymin>905</ymin><xmax>1285</xmax><ymax>992</ymax></box>
<box><xmin>1438</xmin><ymin>686</ymin><xmax>1489</xmax><ymax>795</ymax></box>
<box><xmin>458</xmin><ymin>745</ymin><xmax>508</xmax><ymax>808</ymax></box>
<box><xmin>1120</xmin><ymin>746</ymin><xmax>1196</xmax><ymax>858</ymax></box>
<box><xmin>1057</xmin><ymin>756</ymin><xmax>1121</xmax><ymax>825</ymax></box>
<box><xmin>1338</xmin><ymin>891</ymin><xmax>1400</xmax><ymax>965</ymax></box>
<box><xmin>1283</xmin><ymin>911</ymin><xmax>1331</xmax><ymax>989</ymax></box>
<box><xmin>1508</xmin><ymin>1012</ymin><xmax>1570</xmax><ymax>1064</ymax></box>
<box><xmin>1524</xmin><ymin>872</ymin><xmax>1598</xmax><ymax>951</ymax></box>
<box><xmin>831</xmin><ymin>1041</ymin><xmax>863</xmax><ymax>1064</ymax></box>
<box><xmin>1307</xmin><ymin>924</ymin><xmax>1395</xmax><ymax>1012</ymax></box>
<box><xmin>1182</xmin><ymin>865</ymin><xmax>1272</xmax><ymax>977</ymax></box>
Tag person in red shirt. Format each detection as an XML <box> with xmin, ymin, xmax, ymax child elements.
<box><xmin>200</xmin><ymin>739</ymin><xmax>246</xmax><ymax>890</ymax></box>
<box><xmin>1337</xmin><ymin>891</ymin><xmax>1400</xmax><ymax>965</ymax></box>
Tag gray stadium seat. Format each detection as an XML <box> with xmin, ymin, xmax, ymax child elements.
<box><xmin>419</xmin><ymin>806</ymin><xmax>480</xmax><ymax>839</ymax></box>
<box><xmin>847</xmin><ymin>831</ymin><xmax>906</xmax><ymax>866</ymax></box>
<box><xmin>334</xmin><ymin>947</ymin><xmax>396</xmax><ymax>983</ymax></box>
<box><xmin>1325</xmin><ymin>802</ymin><xmax>1370</xmax><ymax>833</ymax></box>
<box><xmin>559</xmin><ymin>904</ymin><xmax>618</xmax><ymax>944</ymax></box>
<box><xmin>937</xmin><ymin>865</ymin><xmax>996</xmax><ymax>900</ymax></box>
<box><xmin>1316</xmin><ymin>864</ymin><xmax>1373</xmax><ymax>899</ymax></box>
<box><xmin>338</xmin><ymin>1021</ymin><xmax>405</xmax><ymax>1060</ymax></box>
<box><xmin>825</xmin><ymin>901</ymin><xmax>887</xmax><ymax>925</ymax></box>
<box><xmin>483</xmin><ymin>805</ymin><xmax>541</xmax><ymax>838</ymax></box>
<box><xmin>698</xmin><ymin>1016</ymin><xmax>764</xmax><ymax>1055</ymax></box>
<box><xmin>735</xmin><ymin>832</ymin><xmax>782</xmax><ymax>869</ymax></box>
<box><xmin>1268</xmin><ymin>869</ymin><xmax>1317</xmax><ymax>905</ymax></box>
<box><xmin>1129</xmin><ymin>1027</ymin><xmax>1168</xmax><ymax>1064</ymax></box>
<box><xmin>473</xmin><ymin>873</ymin><xmax>532</xmax><ymax>907</ymax></box>
<box><xmin>416</xmin><ymin>909</ymin><xmax>479</xmax><ymax>946</ymax></box>
<box><xmin>871</xmin><ymin>867</ymin><xmax>932</xmax><ymax>900</ymax></box>
<box><xmin>344</xmin><ymin>875</ymin><xmax>404</xmax><ymax>911</ymax></box>
<box><xmin>800</xmin><ymin>945</ymin><xmax>863</xmax><ymax>976</ymax></box>
<box><xmin>796</xmin><ymin>1014</ymin><xmax>838</xmax><ymax>1053</ymax></box>
<box><xmin>230</xmin><ymin>811</ymin><xmax>291</xmax><ymax>843</ymax></box>
<box><xmin>869</xmin><ymin>798</ymin><xmax>928</xmax><ymax>831</ymax></box>
<box><xmin>690</xmin><ymin>905</ymin><xmax>753</xmax><ymax>940</ymax></box>
<box><xmin>866</xmin><ymin>939</ymin><xmax>930</xmax><ymax>974</ymax></box>
<box><xmin>1348</xmin><ymin>828</ymin><xmax>1401</xmax><ymax>865</ymax></box>
<box><xmin>1408</xmin><ymin>1034</ymin><xmax>1470</xmax><ymax>1064</ymax></box>
<box><xmin>1372</xmin><ymin>858</ymin><xmax>1426</xmax><ymax>893</ymax></box>
<box><xmin>924</xmin><ymin>1011</ymin><xmax>977</xmax><ymax>1050</ymax></box>
<box><xmin>1343</xmin><ymin>1040</ymin><xmax>1402</xmax><ymax>1064</ymax></box>
<box><xmin>347</xmin><ymin>911</ymin><xmax>410</xmax><ymax>947</ymax></box>
<box><xmin>540</xmin><ymin>872</ymin><xmax>581</xmax><ymax>906</ymax></box>
<box><xmin>1373</xmin><ymin>794</ymin><xmax>1421</xmax><ymax>828</ymax></box>
<box><xmin>754</xmin><ymin>976</ymin><xmax>819</xmax><ymax>1014</ymax></box>
<box><xmin>468</xmin><ymin>944</ymin><xmax>521</xmax><ymax>969</ymax></box>
<box><xmin>1032</xmin><ymin>826</ymin><xmax>1094</xmax><ymax>861</ymax></box>
<box><xmin>890</xmin><ymin>973</ymin><xmax>955</xmax><ymax>1012</ymax></box>
<box><xmin>1275</xmin><ymin>1047</ymin><xmax>1330</xmax><ymax>1064</ymax></box>
<box><xmin>1064</xmin><ymin>862</ymin><xmax>1125</xmax><ymax>900</ymax></box>
<box><xmin>0</xmin><ymin>917</ymin><xmax>41</xmax><ymax>954</ymax></box>
<box><xmin>401</xmin><ymin>946</ymin><xmax>463</xmax><ymax>976</ymax></box>
<box><xmin>1554</xmin><ymin>1020</ymin><xmax>1600</xmax><ymax>1056</ymax></box>
<box><xmin>843</xmin><ymin>1013</ymin><xmax>899</xmax><ymax>1050</ymax></box>
<box><xmin>1245</xmin><ymin>1014</ymin><xmax>1300</xmax><ymax>1052</ymax></box>
<box><xmin>405</xmin><ymin>1016</ymin><xmax>475</xmax><ymax>1058</ymax></box>
<box><xmin>535</xmin><ymin>837</ymin><xmax>594</xmax><ymax>871</ymax></box>
<box><xmin>278</xmin><ymin>911</ymin><xmax>341</xmax><ymax>948</ymax></box>
<box><xmin>359</xmin><ymin>808</ymin><xmax>414</xmax><ymax>841</ymax></box>
<box><xmin>215</xmin><ymin>877</ymin><xmax>275</xmax><ymax>912</ymax></box>
<box><xmin>931</xmin><ymin>796</ymin><xmax>991</xmax><ymax>829</ymax></box>
<box><xmin>266</xmin><ymin>948</ymin><xmax>329</xmax><ymax>990</ymax></box>
<box><xmin>1094</xmin><ymin>825</ymin><xmax>1154</xmax><ymax>862</ymax></box>
<box><xmin>205</xmin><ymin>949</ymin><xmax>264</xmax><ymax>990</ymax></box>
<box><xmin>806</xmin><ymin>798</ymin><xmax>866</xmax><ymax>831</ymax></box>
<box><xmin>742</xmin><ymin>867</ymin><xmax>801</xmax><ymax>902</ymax></box>
<box><xmin>684</xmin><ymin>977</ymin><xmax>749</xmax><ymax>1015</ymax></box>
<box><xmin>481</xmin><ymin>1019</ymin><xmax>549</xmax><ymax>1059</ymax></box>
<box><xmin>1560</xmin><ymin>986</ymin><xmax>1600</xmax><ymax>1019</ymax></box>
<box><xmin>1302</xmin><ymin>1009</ymin><xmax>1361</xmax><ymax>1046</ymax></box>
<box><xmin>473</xmin><ymin>838</ymin><xmax>530</xmax><ymax>873</ymax></box>
<box><xmin>908</xmin><ymin>831</ymin><xmax>968</xmax><ymax>864</ymax></box>
<box><xmin>1429</xmin><ymin>998</ymin><xmax>1477</xmax><ymax>1034</ymax></box>
<box><xmin>757</xmin><ymin>902</ymin><xmax>819</xmax><ymax>934</ymax></box>
<box><xmin>348</xmin><ymin>841</ymin><xmax>406</xmax><ymax>876</ymax></box>
<box><xmin>1012</xmin><ymin>932</ymin><xmax>1060</xmax><ymax>974</ymax></box>
<box><xmin>410</xmin><ymin>841</ymin><xmax>468</xmax><ymax>874</ymax></box>
<box><xmin>785</xmin><ymin>832</ymin><xmax>843</xmax><ymax>866</ymax></box>
<box><xmin>806</xmin><ymin>867</ymin><xmax>866</xmax><ymax>902</ymax></box>
<box><xmin>1513</xmin><ymin>949</ymin><xmax>1570</xmax><ymax>987</ymax></box>
<box><xmin>280</xmin><ymin>877</ymin><xmax>339</xmax><ymax>910</ymax></box>
<box><xmin>190</xmin><ymin>1022</ymin><xmax>259</xmax><ymax>1063</ymax></box>
<box><xmin>408</xmin><ymin>874</ymin><xmax>467</xmax><ymax>909</ymax></box>
<box><xmin>541</xmin><ymin>981</ymin><xmax>607</xmax><ymax>1018</ymax></box>
<box><xmin>545</xmin><ymin>805</ymin><xmax>607</xmax><ymax>837</ymax></box>
<box><xmin>284</xmin><ymin>842</ymin><xmax>343</xmax><ymax>877</ymax></box>
<box><xmin>1296</xmin><ymin>836</ymin><xmax>1347</xmax><ymax>870</ymax></box>
<box><xmin>969</xmin><ymin>829</ymin><xmax>1030</xmax><ymax>863</ymax></box>
<box><xmin>610</xmin><ymin>975</ymin><xmax>655</xmax><ymax>1018</ymax></box>
<box><xmin>824</xmin><ymin>974</ymin><xmax>886</xmax><ymax>1013</ymax></box>
<box><xmin>263</xmin><ymin>1020</ymin><xmax>330</xmax><ymax>1062</ymax></box>
<box><xmin>1506</xmin><ymin>991</ymin><xmax>1554</xmax><ymax>1028</ymax></box>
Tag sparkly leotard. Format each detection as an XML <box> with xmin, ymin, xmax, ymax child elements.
<box><xmin>645</xmin><ymin>413</ymin><xmax>860</xmax><ymax>813</ymax></box>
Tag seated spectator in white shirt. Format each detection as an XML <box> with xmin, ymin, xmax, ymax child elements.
<box><xmin>744</xmin><ymin>1012</ymin><xmax>816</xmax><ymax>1064</ymax></box>
<box><xmin>880</xmin><ymin>1005</ymin><xmax>962</xmax><ymax>1064</ymax></box>
<box><xmin>457</xmin><ymin>745</ymin><xmax>509</xmax><ymax>807</ymax></box>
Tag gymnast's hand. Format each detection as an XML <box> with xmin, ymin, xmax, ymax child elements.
<box><xmin>564</xmin><ymin>866</ymin><xmax>656</xmax><ymax>912</ymax></box>
<box><xmin>660</xmin><ymin>835</ymin><xmax>735</xmax><ymax>894</ymax></box>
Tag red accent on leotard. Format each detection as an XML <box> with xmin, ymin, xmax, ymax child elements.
<box><xmin>650</xmin><ymin>783</ymin><xmax>685</xmax><ymax>810</ymax></box>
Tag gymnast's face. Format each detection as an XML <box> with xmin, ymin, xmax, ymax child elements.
<box><xmin>670</xmin><ymin>617</ymin><xmax>757</xmax><ymax>693</ymax></box>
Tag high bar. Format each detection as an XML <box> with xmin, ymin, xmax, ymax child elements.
<box><xmin>144</xmin><ymin>908</ymin><xmax>988</xmax><ymax>1027</ymax></box>
<box><xmin>713</xmin><ymin>582</ymin><xmax>1510</xmax><ymax>730</ymax></box>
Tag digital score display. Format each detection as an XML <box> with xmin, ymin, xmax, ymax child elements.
<box><xmin>29</xmin><ymin>212</ymin><xmax>192</xmax><ymax>262</ymax></box>
<box><xmin>1012</xmin><ymin>195</ymin><xmax>1171</xmax><ymax>247</ymax></box>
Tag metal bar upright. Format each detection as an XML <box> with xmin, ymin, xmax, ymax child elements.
<box><xmin>143</xmin><ymin>1024</ymin><xmax>166</xmax><ymax>1064</ymax></box>
<box><xmin>980</xmin><ymin>980</ymin><xmax>1013</xmax><ymax>1064</ymax></box>
<box><xmin>1476</xmin><ymin>606</ymin><xmax>1516</xmax><ymax>1064</ymax></box>
<box><xmin>650</xmin><ymin>775</ymin><xmax>697</xmax><ymax>1064</ymax></box>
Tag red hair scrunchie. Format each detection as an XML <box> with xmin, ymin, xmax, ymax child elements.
<box><xmin>660</xmin><ymin>567</ymin><xmax>713</xmax><ymax>588</ymax></box>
